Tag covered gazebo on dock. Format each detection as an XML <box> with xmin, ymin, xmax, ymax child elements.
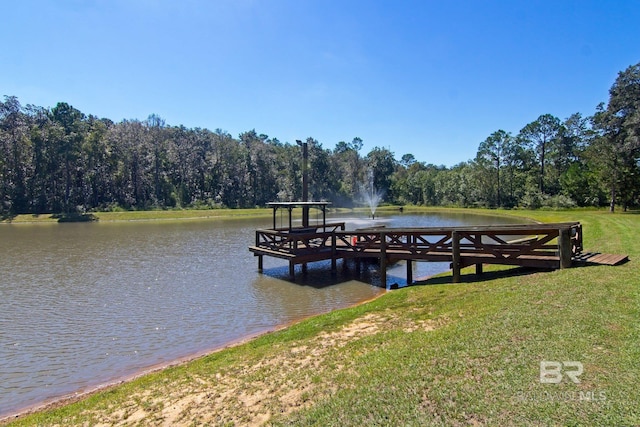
<box><xmin>267</xmin><ymin>201</ymin><xmax>332</xmax><ymax>231</ymax></box>
<box><xmin>251</xmin><ymin>201</ymin><xmax>347</xmax><ymax>279</ymax></box>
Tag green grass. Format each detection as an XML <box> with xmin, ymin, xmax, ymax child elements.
<box><xmin>3</xmin><ymin>208</ymin><xmax>639</xmax><ymax>426</ymax></box>
<box><xmin>2</xmin><ymin>206</ymin><xmax>373</xmax><ymax>223</ymax></box>
<box><xmin>0</xmin><ymin>205</ymin><xmax>600</xmax><ymax>224</ymax></box>
<box><xmin>1</xmin><ymin>208</ymin><xmax>273</xmax><ymax>223</ymax></box>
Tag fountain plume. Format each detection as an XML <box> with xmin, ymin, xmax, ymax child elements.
<box><xmin>357</xmin><ymin>170</ymin><xmax>384</xmax><ymax>219</ymax></box>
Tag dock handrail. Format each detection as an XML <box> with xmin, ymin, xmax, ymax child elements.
<box><xmin>250</xmin><ymin>222</ymin><xmax>583</xmax><ymax>283</ymax></box>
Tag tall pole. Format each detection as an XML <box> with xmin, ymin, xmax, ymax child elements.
<box><xmin>297</xmin><ymin>140</ymin><xmax>309</xmax><ymax>227</ymax></box>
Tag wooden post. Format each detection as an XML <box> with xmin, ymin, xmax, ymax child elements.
<box><xmin>475</xmin><ymin>233</ymin><xmax>483</xmax><ymax>275</ymax></box>
<box><xmin>272</xmin><ymin>207</ymin><xmax>277</xmax><ymax>230</ymax></box>
<box><xmin>380</xmin><ymin>232</ymin><xmax>387</xmax><ymax>287</ymax></box>
<box><xmin>301</xmin><ymin>142</ymin><xmax>309</xmax><ymax>228</ymax></box>
<box><xmin>452</xmin><ymin>231</ymin><xmax>461</xmax><ymax>283</ymax></box>
<box><xmin>322</xmin><ymin>205</ymin><xmax>327</xmax><ymax>230</ymax></box>
<box><xmin>406</xmin><ymin>259</ymin><xmax>413</xmax><ymax>285</ymax></box>
<box><xmin>258</xmin><ymin>255</ymin><xmax>263</xmax><ymax>272</ymax></box>
<box><xmin>558</xmin><ymin>227</ymin><xmax>572</xmax><ymax>269</ymax></box>
<box><xmin>289</xmin><ymin>262</ymin><xmax>295</xmax><ymax>280</ymax></box>
<box><xmin>331</xmin><ymin>234</ymin><xmax>337</xmax><ymax>272</ymax></box>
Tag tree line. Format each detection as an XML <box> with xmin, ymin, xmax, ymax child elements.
<box><xmin>1</xmin><ymin>62</ymin><xmax>639</xmax><ymax>217</ymax></box>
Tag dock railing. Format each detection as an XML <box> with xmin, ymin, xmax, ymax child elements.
<box><xmin>254</xmin><ymin>222</ymin><xmax>346</xmax><ymax>253</ymax></box>
<box><xmin>250</xmin><ymin>222</ymin><xmax>583</xmax><ymax>283</ymax></box>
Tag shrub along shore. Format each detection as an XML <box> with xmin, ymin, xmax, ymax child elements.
<box><xmin>3</xmin><ymin>207</ymin><xmax>639</xmax><ymax>426</ymax></box>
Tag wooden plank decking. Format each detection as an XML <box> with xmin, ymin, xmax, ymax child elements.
<box><xmin>573</xmin><ymin>252</ymin><xmax>629</xmax><ymax>266</ymax></box>
<box><xmin>248</xmin><ymin>221</ymin><xmax>618</xmax><ymax>285</ymax></box>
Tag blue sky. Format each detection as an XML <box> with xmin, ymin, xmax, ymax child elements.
<box><xmin>2</xmin><ymin>0</ymin><xmax>639</xmax><ymax>166</ymax></box>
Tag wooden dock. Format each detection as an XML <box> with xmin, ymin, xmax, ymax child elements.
<box><xmin>249</xmin><ymin>217</ymin><xmax>594</xmax><ymax>284</ymax></box>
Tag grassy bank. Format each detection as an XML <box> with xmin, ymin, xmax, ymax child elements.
<box><xmin>4</xmin><ymin>209</ymin><xmax>639</xmax><ymax>425</ymax></box>
<box><xmin>1</xmin><ymin>208</ymin><xmax>273</xmax><ymax>223</ymax></box>
<box><xmin>2</xmin><ymin>206</ymin><xmax>391</xmax><ymax>223</ymax></box>
<box><xmin>0</xmin><ymin>205</ymin><xmax>578</xmax><ymax>224</ymax></box>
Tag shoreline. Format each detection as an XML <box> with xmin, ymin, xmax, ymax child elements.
<box><xmin>3</xmin><ymin>209</ymin><xmax>633</xmax><ymax>425</ymax></box>
<box><xmin>0</xmin><ymin>207</ymin><xmax>523</xmax><ymax>422</ymax></box>
<box><xmin>0</xmin><ymin>207</ymin><xmax>568</xmax><ymax>424</ymax></box>
<box><xmin>1</xmin><ymin>205</ymin><xmax>540</xmax><ymax>225</ymax></box>
<box><xmin>1</xmin><ymin>328</ymin><xmax>274</xmax><ymax>422</ymax></box>
<box><xmin>1</xmin><ymin>290</ymin><xmax>388</xmax><ymax>424</ymax></box>
<box><xmin>0</xmin><ymin>212</ymin><xmax>272</xmax><ymax>225</ymax></box>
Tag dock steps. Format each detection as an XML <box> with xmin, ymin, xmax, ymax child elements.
<box><xmin>573</xmin><ymin>252</ymin><xmax>629</xmax><ymax>266</ymax></box>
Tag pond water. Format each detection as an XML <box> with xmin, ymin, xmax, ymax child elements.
<box><xmin>0</xmin><ymin>211</ymin><xmax>524</xmax><ymax>417</ymax></box>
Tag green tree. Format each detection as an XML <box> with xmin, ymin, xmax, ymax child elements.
<box><xmin>271</xmin><ymin>141</ymin><xmax>299</xmax><ymax>202</ymax></box>
<box><xmin>592</xmin><ymin>62</ymin><xmax>640</xmax><ymax>211</ymax></box>
<box><xmin>556</xmin><ymin>114</ymin><xmax>588</xmax><ymax>172</ymax></box>
<box><xmin>81</xmin><ymin>116</ymin><xmax>114</xmax><ymax>209</ymax></box>
<box><xmin>418</xmin><ymin>164</ymin><xmax>445</xmax><ymax>206</ymax></box>
<box><xmin>51</xmin><ymin>102</ymin><xmax>87</xmax><ymax>213</ymax></box>
<box><xmin>26</xmin><ymin>105</ymin><xmax>57</xmax><ymax>213</ymax></box>
<box><xmin>239</xmin><ymin>130</ymin><xmax>278</xmax><ymax>207</ymax></box>
<box><xmin>106</xmin><ymin>119</ymin><xmax>153</xmax><ymax>208</ymax></box>
<box><xmin>167</xmin><ymin>125</ymin><xmax>193</xmax><ymax>207</ymax></box>
<box><xmin>0</xmin><ymin>96</ymin><xmax>30</xmax><ymax>214</ymax></box>
<box><xmin>560</xmin><ymin>161</ymin><xmax>605</xmax><ymax>206</ymax></box>
<box><xmin>400</xmin><ymin>153</ymin><xmax>416</xmax><ymax>168</ymax></box>
<box><xmin>366</xmin><ymin>146</ymin><xmax>396</xmax><ymax>200</ymax></box>
<box><xmin>307</xmin><ymin>137</ymin><xmax>339</xmax><ymax>202</ymax></box>
<box><xmin>332</xmin><ymin>137</ymin><xmax>364</xmax><ymax>203</ymax></box>
<box><xmin>519</xmin><ymin>114</ymin><xmax>562</xmax><ymax>194</ymax></box>
<box><xmin>435</xmin><ymin>162</ymin><xmax>474</xmax><ymax>207</ymax></box>
<box><xmin>214</xmin><ymin>129</ymin><xmax>247</xmax><ymax>208</ymax></box>
<box><xmin>144</xmin><ymin>114</ymin><xmax>173</xmax><ymax>207</ymax></box>
<box><xmin>476</xmin><ymin>130</ymin><xmax>513</xmax><ymax>206</ymax></box>
<box><xmin>191</xmin><ymin>128</ymin><xmax>216</xmax><ymax>205</ymax></box>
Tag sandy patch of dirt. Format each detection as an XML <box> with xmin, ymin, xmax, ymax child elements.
<box><xmin>21</xmin><ymin>312</ymin><xmax>447</xmax><ymax>426</ymax></box>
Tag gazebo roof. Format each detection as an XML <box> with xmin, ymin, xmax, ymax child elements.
<box><xmin>267</xmin><ymin>201</ymin><xmax>331</xmax><ymax>209</ymax></box>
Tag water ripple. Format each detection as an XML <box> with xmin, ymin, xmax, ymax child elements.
<box><xmin>0</xmin><ymin>213</ymin><xmax>520</xmax><ymax>416</ymax></box>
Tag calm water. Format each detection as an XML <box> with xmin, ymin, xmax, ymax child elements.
<box><xmin>0</xmin><ymin>211</ymin><xmax>523</xmax><ymax>417</ymax></box>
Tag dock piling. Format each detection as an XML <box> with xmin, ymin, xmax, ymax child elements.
<box><xmin>380</xmin><ymin>231</ymin><xmax>387</xmax><ymax>287</ymax></box>
<box><xmin>406</xmin><ymin>259</ymin><xmax>413</xmax><ymax>285</ymax></box>
<box><xmin>452</xmin><ymin>231</ymin><xmax>461</xmax><ymax>283</ymax></box>
<box><xmin>558</xmin><ymin>227</ymin><xmax>573</xmax><ymax>269</ymax></box>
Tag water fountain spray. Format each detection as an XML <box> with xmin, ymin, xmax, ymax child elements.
<box><xmin>358</xmin><ymin>169</ymin><xmax>384</xmax><ymax>219</ymax></box>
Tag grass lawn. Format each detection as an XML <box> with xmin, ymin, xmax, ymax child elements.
<box><xmin>3</xmin><ymin>208</ymin><xmax>639</xmax><ymax>426</ymax></box>
<box><xmin>1</xmin><ymin>208</ymin><xmax>273</xmax><ymax>223</ymax></box>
